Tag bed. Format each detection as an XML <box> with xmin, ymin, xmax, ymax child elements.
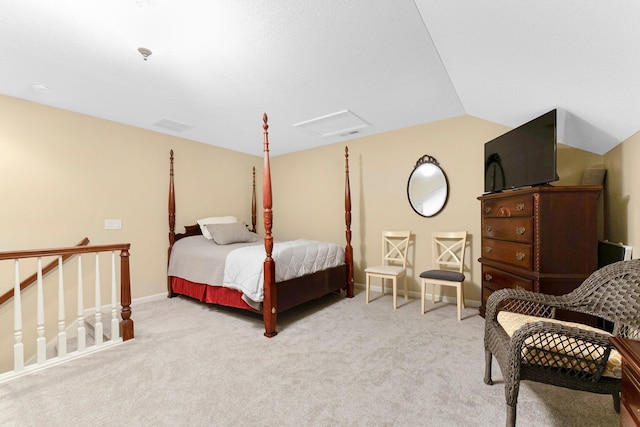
<box><xmin>167</xmin><ymin>113</ymin><xmax>354</xmax><ymax>337</ymax></box>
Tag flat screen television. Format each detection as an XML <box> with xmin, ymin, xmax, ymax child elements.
<box><xmin>484</xmin><ymin>109</ymin><xmax>559</xmax><ymax>193</ymax></box>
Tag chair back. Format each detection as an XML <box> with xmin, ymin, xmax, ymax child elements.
<box><xmin>568</xmin><ymin>258</ymin><xmax>640</xmax><ymax>337</ymax></box>
<box><xmin>381</xmin><ymin>230</ymin><xmax>411</xmax><ymax>269</ymax></box>
<box><xmin>431</xmin><ymin>231</ymin><xmax>467</xmax><ymax>274</ymax></box>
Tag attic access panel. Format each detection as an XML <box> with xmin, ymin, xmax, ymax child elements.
<box><xmin>293</xmin><ymin>110</ymin><xmax>370</xmax><ymax>138</ymax></box>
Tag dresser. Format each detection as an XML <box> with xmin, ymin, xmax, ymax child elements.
<box><xmin>611</xmin><ymin>337</ymin><xmax>640</xmax><ymax>427</ymax></box>
<box><xmin>478</xmin><ymin>185</ymin><xmax>601</xmax><ymax>322</ymax></box>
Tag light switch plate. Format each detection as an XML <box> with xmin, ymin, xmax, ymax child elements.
<box><xmin>104</xmin><ymin>219</ymin><xmax>122</xmax><ymax>230</ymax></box>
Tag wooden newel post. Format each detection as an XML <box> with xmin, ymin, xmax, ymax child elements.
<box><xmin>119</xmin><ymin>246</ymin><xmax>134</xmax><ymax>341</ymax></box>
<box><xmin>262</xmin><ymin>113</ymin><xmax>278</xmax><ymax>338</ymax></box>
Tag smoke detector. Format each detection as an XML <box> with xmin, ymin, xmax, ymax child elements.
<box><xmin>137</xmin><ymin>47</ymin><xmax>152</xmax><ymax>61</ymax></box>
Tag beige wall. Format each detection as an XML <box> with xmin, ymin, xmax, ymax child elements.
<box><xmin>0</xmin><ymin>94</ymin><xmax>616</xmax><ymax>371</ymax></box>
<box><xmin>603</xmin><ymin>131</ymin><xmax>640</xmax><ymax>251</ymax></box>
<box><xmin>556</xmin><ymin>144</ymin><xmax>604</xmax><ymax>186</ymax></box>
<box><xmin>271</xmin><ymin>115</ymin><xmax>605</xmax><ymax>304</ymax></box>
<box><xmin>0</xmin><ymin>95</ymin><xmax>261</xmax><ymax>292</ymax></box>
<box><xmin>0</xmin><ymin>95</ymin><xmax>260</xmax><ymax>371</ymax></box>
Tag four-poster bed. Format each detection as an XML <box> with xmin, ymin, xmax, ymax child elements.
<box><xmin>167</xmin><ymin>113</ymin><xmax>354</xmax><ymax>337</ymax></box>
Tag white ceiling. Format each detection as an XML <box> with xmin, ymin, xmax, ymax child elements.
<box><xmin>1</xmin><ymin>1</ymin><xmax>639</xmax><ymax>157</ymax></box>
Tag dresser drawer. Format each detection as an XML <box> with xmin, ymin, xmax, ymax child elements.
<box><xmin>482</xmin><ymin>195</ymin><xmax>533</xmax><ymax>218</ymax></box>
<box><xmin>621</xmin><ymin>404</ymin><xmax>639</xmax><ymax>427</ymax></box>
<box><xmin>482</xmin><ymin>265</ymin><xmax>534</xmax><ymax>292</ymax></box>
<box><xmin>482</xmin><ymin>239</ymin><xmax>532</xmax><ymax>270</ymax></box>
<box><xmin>482</xmin><ymin>266</ymin><xmax>534</xmax><ymax>308</ymax></box>
<box><xmin>482</xmin><ymin>217</ymin><xmax>533</xmax><ymax>243</ymax></box>
<box><xmin>621</xmin><ymin>364</ymin><xmax>640</xmax><ymax>426</ymax></box>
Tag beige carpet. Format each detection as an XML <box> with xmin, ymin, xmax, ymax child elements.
<box><xmin>0</xmin><ymin>290</ymin><xmax>619</xmax><ymax>426</ymax></box>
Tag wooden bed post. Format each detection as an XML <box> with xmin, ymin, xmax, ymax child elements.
<box><xmin>345</xmin><ymin>146</ymin><xmax>354</xmax><ymax>298</ymax></box>
<box><xmin>262</xmin><ymin>113</ymin><xmax>277</xmax><ymax>338</ymax></box>
<box><xmin>251</xmin><ymin>166</ymin><xmax>257</xmax><ymax>233</ymax></box>
<box><xmin>167</xmin><ymin>149</ymin><xmax>176</xmax><ymax>298</ymax></box>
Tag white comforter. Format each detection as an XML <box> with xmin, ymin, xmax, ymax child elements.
<box><xmin>223</xmin><ymin>239</ymin><xmax>345</xmax><ymax>303</ymax></box>
<box><xmin>168</xmin><ymin>236</ymin><xmax>345</xmax><ymax>304</ymax></box>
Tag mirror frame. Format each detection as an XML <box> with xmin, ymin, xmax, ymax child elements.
<box><xmin>407</xmin><ymin>155</ymin><xmax>449</xmax><ymax>217</ymax></box>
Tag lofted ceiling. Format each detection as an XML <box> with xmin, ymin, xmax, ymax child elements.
<box><xmin>1</xmin><ymin>1</ymin><xmax>639</xmax><ymax>157</ymax></box>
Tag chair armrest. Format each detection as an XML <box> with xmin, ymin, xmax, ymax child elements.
<box><xmin>485</xmin><ymin>288</ymin><xmax>564</xmax><ymax>322</ymax></box>
<box><xmin>509</xmin><ymin>320</ymin><xmax>614</xmax><ymax>380</ymax></box>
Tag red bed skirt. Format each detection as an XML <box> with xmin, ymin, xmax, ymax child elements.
<box><xmin>170</xmin><ymin>276</ymin><xmax>256</xmax><ymax>311</ymax></box>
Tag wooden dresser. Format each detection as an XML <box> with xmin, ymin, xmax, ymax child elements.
<box><xmin>611</xmin><ymin>337</ymin><xmax>640</xmax><ymax>426</ymax></box>
<box><xmin>478</xmin><ymin>185</ymin><xmax>601</xmax><ymax>321</ymax></box>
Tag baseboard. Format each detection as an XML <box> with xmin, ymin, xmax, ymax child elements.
<box><xmin>79</xmin><ymin>292</ymin><xmax>167</xmax><ymax>317</ymax></box>
<box><xmin>120</xmin><ymin>286</ymin><xmax>482</xmax><ymax>309</ymax></box>
<box><xmin>353</xmin><ymin>282</ymin><xmax>481</xmax><ymax>308</ymax></box>
<box><xmin>131</xmin><ymin>292</ymin><xmax>168</xmax><ymax>306</ymax></box>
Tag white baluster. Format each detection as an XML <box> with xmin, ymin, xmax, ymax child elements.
<box><xmin>77</xmin><ymin>255</ymin><xmax>86</xmax><ymax>351</ymax></box>
<box><xmin>13</xmin><ymin>260</ymin><xmax>24</xmax><ymax>372</ymax></box>
<box><xmin>36</xmin><ymin>258</ymin><xmax>46</xmax><ymax>364</ymax></box>
<box><xmin>94</xmin><ymin>253</ymin><xmax>103</xmax><ymax>346</ymax></box>
<box><xmin>110</xmin><ymin>251</ymin><xmax>119</xmax><ymax>340</ymax></box>
<box><xmin>57</xmin><ymin>256</ymin><xmax>67</xmax><ymax>358</ymax></box>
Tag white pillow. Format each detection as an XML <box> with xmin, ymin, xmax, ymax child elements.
<box><xmin>196</xmin><ymin>216</ymin><xmax>238</xmax><ymax>239</ymax></box>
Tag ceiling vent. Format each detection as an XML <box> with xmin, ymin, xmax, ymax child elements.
<box><xmin>153</xmin><ymin>119</ymin><xmax>193</xmax><ymax>132</ymax></box>
<box><xmin>293</xmin><ymin>110</ymin><xmax>370</xmax><ymax>138</ymax></box>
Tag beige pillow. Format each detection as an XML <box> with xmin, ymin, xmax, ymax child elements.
<box><xmin>206</xmin><ymin>222</ymin><xmax>258</xmax><ymax>245</ymax></box>
<box><xmin>197</xmin><ymin>216</ymin><xmax>238</xmax><ymax>239</ymax></box>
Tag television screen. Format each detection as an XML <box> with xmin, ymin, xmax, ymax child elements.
<box><xmin>484</xmin><ymin>109</ymin><xmax>558</xmax><ymax>193</ymax></box>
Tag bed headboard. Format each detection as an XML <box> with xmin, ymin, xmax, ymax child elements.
<box><xmin>167</xmin><ymin>151</ymin><xmax>258</xmax><ymax>246</ymax></box>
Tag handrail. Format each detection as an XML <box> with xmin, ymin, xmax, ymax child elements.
<box><xmin>0</xmin><ymin>241</ymin><xmax>134</xmax><ymax>341</ymax></box>
<box><xmin>0</xmin><ymin>237</ymin><xmax>90</xmax><ymax>306</ymax></box>
<box><xmin>0</xmin><ymin>243</ymin><xmax>132</xmax><ymax>260</ymax></box>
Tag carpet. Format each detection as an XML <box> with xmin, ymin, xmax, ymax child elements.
<box><xmin>0</xmin><ymin>290</ymin><xmax>619</xmax><ymax>426</ymax></box>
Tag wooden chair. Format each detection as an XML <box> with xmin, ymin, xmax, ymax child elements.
<box><xmin>419</xmin><ymin>231</ymin><xmax>467</xmax><ymax>320</ymax></box>
<box><xmin>484</xmin><ymin>259</ymin><xmax>640</xmax><ymax>427</ymax></box>
<box><xmin>365</xmin><ymin>230</ymin><xmax>411</xmax><ymax>309</ymax></box>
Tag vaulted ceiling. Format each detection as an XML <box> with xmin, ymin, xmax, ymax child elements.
<box><xmin>1</xmin><ymin>1</ymin><xmax>638</xmax><ymax>157</ymax></box>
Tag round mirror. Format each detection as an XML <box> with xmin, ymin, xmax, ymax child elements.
<box><xmin>407</xmin><ymin>155</ymin><xmax>449</xmax><ymax>217</ymax></box>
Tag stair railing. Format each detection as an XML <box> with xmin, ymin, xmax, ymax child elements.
<box><xmin>0</xmin><ymin>242</ymin><xmax>133</xmax><ymax>383</ymax></box>
<box><xmin>0</xmin><ymin>237</ymin><xmax>90</xmax><ymax>306</ymax></box>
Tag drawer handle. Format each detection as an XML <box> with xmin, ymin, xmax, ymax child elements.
<box><xmin>515</xmin><ymin>226</ymin><xmax>526</xmax><ymax>235</ymax></box>
<box><xmin>484</xmin><ymin>273</ymin><xmax>493</xmax><ymax>281</ymax></box>
<box><xmin>485</xmin><ymin>207</ymin><xmax>492</xmax><ymax>214</ymax></box>
<box><xmin>485</xmin><ymin>246</ymin><xmax>493</xmax><ymax>253</ymax></box>
<box><xmin>515</xmin><ymin>252</ymin><xmax>525</xmax><ymax>261</ymax></box>
<box><xmin>516</xmin><ymin>203</ymin><xmax>525</xmax><ymax>211</ymax></box>
<box><xmin>486</xmin><ymin>225</ymin><xmax>493</xmax><ymax>232</ymax></box>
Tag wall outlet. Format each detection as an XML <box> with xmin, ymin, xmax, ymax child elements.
<box><xmin>104</xmin><ymin>219</ymin><xmax>122</xmax><ymax>230</ymax></box>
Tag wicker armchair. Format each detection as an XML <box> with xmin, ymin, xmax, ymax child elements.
<box><xmin>484</xmin><ymin>259</ymin><xmax>640</xmax><ymax>427</ymax></box>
